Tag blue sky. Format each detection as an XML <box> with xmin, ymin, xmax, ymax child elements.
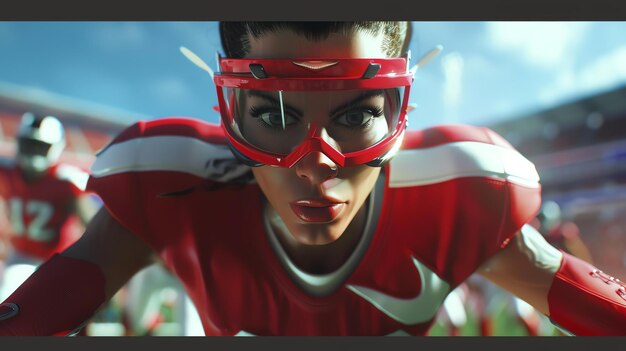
<box><xmin>1</xmin><ymin>22</ymin><xmax>625</xmax><ymax>129</ymax></box>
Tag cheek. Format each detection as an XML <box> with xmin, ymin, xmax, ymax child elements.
<box><xmin>344</xmin><ymin>166</ymin><xmax>380</xmax><ymax>190</ymax></box>
<box><xmin>336</xmin><ymin>167</ymin><xmax>381</xmax><ymax>213</ymax></box>
<box><xmin>253</xmin><ymin>168</ymin><xmax>295</xmax><ymax>204</ymax></box>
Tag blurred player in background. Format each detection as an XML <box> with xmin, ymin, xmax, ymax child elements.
<box><xmin>0</xmin><ymin>112</ymin><xmax>98</xmax><ymax>304</ymax></box>
<box><xmin>0</xmin><ymin>113</ymin><xmax>192</xmax><ymax>336</ymax></box>
<box><xmin>431</xmin><ymin>273</ymin><xmax>553</xmax><ymax>336</ymax></box>
<box><xmin>121</xmin><ymin>263</ymin><xmax>204</xmax><ymax>336</ymax></box>
<box><xmin>533</xmin><ymin>201</ymin><xmax>594</xmax><ymax>264</ymax></box>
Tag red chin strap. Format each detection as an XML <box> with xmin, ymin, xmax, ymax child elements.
<box><xmin>547</xmin><ymin>252</ymin><xmax>626</xmax><ymax>335</ymax></box>
<box><xmin>0</xmin><ymin>254</ymin><xmax>106</xmax><ymax>336</ymax></box>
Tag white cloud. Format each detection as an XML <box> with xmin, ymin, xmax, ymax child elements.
<box><xmin>540</xmin><ymin>45</ymin><xmax>626</xmax><ymax>105</ymax></box>
<box><xmin>486</xmin><ymin>22</ymin><xmax>590</xmax><ymax>69</ymax></box>
<box><xmin>538</xmin><ymin>68</ymin><xmax>576</xmax><ymax>105</ymax></box>
<box><xmin>578</xmin><ymin>46</ymin><xmax>626</xmax><ymax>91</ymax></box>
<box><xmin>440</xmin><ymin>52</ymin><xmax>464</xmax><ymax>123</ymax></box>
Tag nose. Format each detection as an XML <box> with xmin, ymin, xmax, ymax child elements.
<box><xmin>295</xmin><ymin>151</ymin><xmax>339</xmax><ymax>184</ymax></box>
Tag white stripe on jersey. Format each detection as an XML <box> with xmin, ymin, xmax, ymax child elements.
<box><xmin>389</xmin><ymin>141</ymin><xmax>540</xmax><ymax>189</ymax></box>
<box><xmin>92</xmin><ymin>136</ymin><xmax>539</xmax><ymax>189</ymax></box>
<box><xmin>90</xmin><ymin>136</ymin><xmax>240</xmax><ymax>180</ymax></box>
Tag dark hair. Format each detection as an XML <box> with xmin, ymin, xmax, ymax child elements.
<box><xmin>219</xmin><ymin>21</ymin><xmax>412</xmax><ymax>59</ymax></box>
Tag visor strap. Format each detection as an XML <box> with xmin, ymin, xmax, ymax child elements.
<box><xmin>279</xmin><ymin>90</ymin><xmax>286</xmax><ymax>130</ymax></box>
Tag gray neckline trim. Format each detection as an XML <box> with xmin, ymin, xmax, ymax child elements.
<box><xmin>263</xmin><ymin>174</ymin><xmax>385</xmax><ymax>297</ymax></box>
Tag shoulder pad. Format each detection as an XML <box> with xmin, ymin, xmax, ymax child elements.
<box><xmin>91</xmin><ymin>117</ymin><xmax>250</xmax><ymax>183</ymax></box>
<box><xmin>390</xmin><ymin>124</ymin><xmax>539</xmax><ymax>189</ymax></box>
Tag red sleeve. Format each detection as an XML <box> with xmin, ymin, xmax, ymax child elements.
<box><xmin>426</xmin><ymin>176</ymin><xmax>541</xmax><ymax>287</ymax></box>
<box><xmin>87</xmin><ymin>121</ymin><xmax>143</xmax><ymax>232</ymax></box>
<box><xmin>87</xmin><ymin>165</ymin><xmax>152</xmax><ymax>248</ymax></box>
<box><xmin>86</xmin><ymin>117</ymin><xmax>229</xmax><ymax>253</ymax></box>
<box><xmin>452</xmin><ymin>126</ymin><xmax>542</xmax><ymax>285</ymax></box>
<box><xmin>396</xmin><ymin>125</ymin><xmax>542</xmax><ymax>286</ymax></box>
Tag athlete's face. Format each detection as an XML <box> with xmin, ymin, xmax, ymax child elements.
<box><xmin>250</xmin><ymin>30</ymin><xmax>387</xmax><ymax>245</ymax></box>
<box><xmin>16</xmin><ymin>137</ymin><xmax>52</xmax><ymax>179</ymax></box>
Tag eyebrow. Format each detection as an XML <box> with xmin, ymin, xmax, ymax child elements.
<box><xmin>246</xmin><ymin>91</ymin><xmax>304</xmax><ymax>117</ymax></box>
<box><xmin>329</xmin><ymin>89</ymin><xmax>385</xmax><ymax>116</ymax></box>
<box><xmin>246</xmin><ymin>89</ymin><xmax>386</xmax><ymax>118</ymax></box>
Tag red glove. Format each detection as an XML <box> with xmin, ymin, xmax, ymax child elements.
<box><xmin>0</xmin><ymin>254</ymin><xmax>106</xmax><ymax>336</ymax></box>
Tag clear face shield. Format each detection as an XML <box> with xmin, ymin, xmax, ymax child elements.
<box><xmin>180</xmin><ymin>44</ymin><xmax>443</xmax><ymax>168</ymax></box>
<box><xmin>213</xmin><ymin>57</ymin><xmax>414</xmax><ymax>168</ymax></box>
<box><xmin>220</xmin><ymin>86</ymin><xmax>406</xmax><ymax>167</ymax></box>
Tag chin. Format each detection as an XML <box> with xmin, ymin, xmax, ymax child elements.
<box><xmin>295</xmin><ymin>234</ymin><xmax>338</xmax><ymax>246</ymax></box>
<box><xmin>291</xmin><ymin>222</ymin><xmax>345</xmax><ymax>246</ymax></box>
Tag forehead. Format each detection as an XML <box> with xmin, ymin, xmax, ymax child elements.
<box><xmin>245</xmin><ymin>89</ymin><xmax>373</xmax><ymax>102</ymax></box>
<box><xmin>246</xmin><ymin>30</ymin><xmax>387</xmax><ymax>59</ymax></box>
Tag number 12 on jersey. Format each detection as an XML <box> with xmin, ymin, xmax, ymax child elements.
<box><xmin>9</xmin><ymin>197</ymin><xmax>55</xmax><ymax>242</ymax></box>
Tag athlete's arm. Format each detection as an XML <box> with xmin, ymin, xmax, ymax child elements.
<box><xmin>477</xmin><ymin>225</ymin><xmax>560</xmax><ymax>315</ymax></box>
<box><xmin>63</xmin><ymin>207</ymin><xmax>156</xmax><ymax>299</ymax></box>
<box><xmin>478</xmin><ymin>224</ymin><xmax>626</xmax><ymax>335</ymax></box>
<box><xmin>0</xmin><ymin>208</ymin><xmax>155</xmax><ymax>335</ymax></box>
<box><xmin>72</xmin><ymin>193</ymin><xmax>100</xmax><ymax>227</ymax></box>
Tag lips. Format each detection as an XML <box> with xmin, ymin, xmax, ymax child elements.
<box><xmin>289</xmin><ymin>198</ymin><xmax>346</xmax><ymax>223</ymax></box>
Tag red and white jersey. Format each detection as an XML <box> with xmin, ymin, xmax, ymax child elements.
<box><xmin>88</xmin><ymin>117</ymin><xmax>541</xmax><ymax>335</ymax></box>
<box><xmin>0</xmin><ymin>162</ymin><xmax>88</xmax><ymax>261</ymax></box>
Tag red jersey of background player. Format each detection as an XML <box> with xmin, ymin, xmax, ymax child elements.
<box><xmin>87</xmin><ymin>117</ymin><xmax>541</xmax><ymax>335</ymax></box>
<box><xmin>0</xmin><ymin>161</ymin><xmax>88</xmax><ymax>261</ymax></box>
